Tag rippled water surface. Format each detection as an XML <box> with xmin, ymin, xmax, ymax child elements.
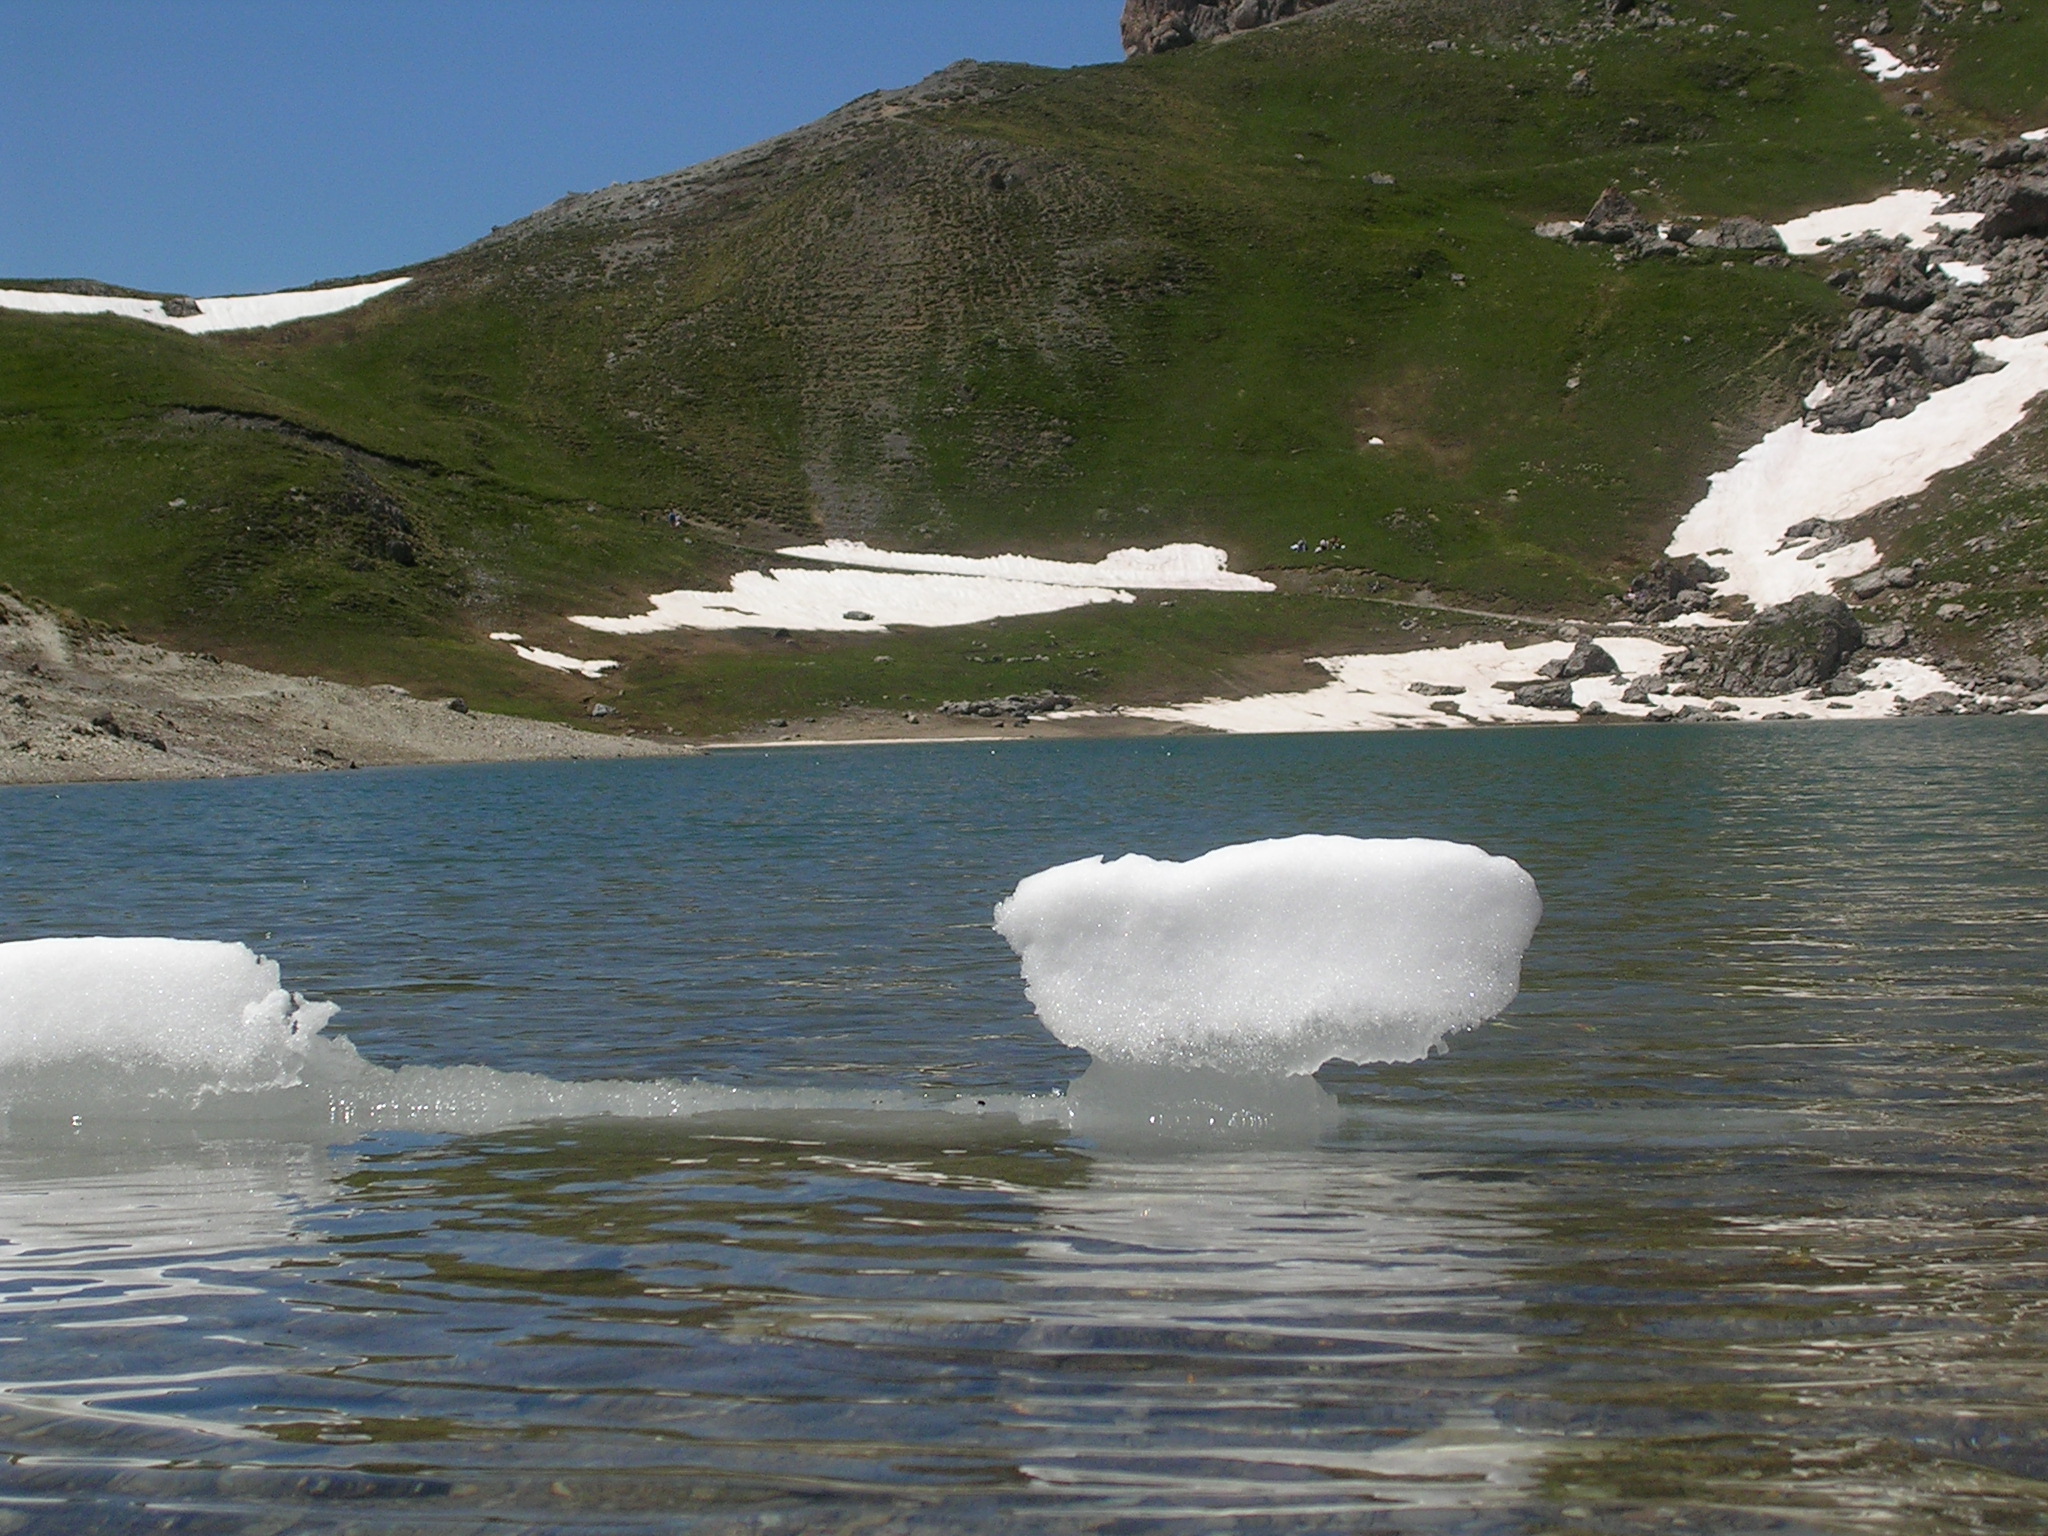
<box><xmin>2</xmin><ymin>721</ymin><xmax>2046</xmax><ymax>1533</ymax></box>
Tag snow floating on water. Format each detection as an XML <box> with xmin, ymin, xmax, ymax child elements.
<box><xmin>0</xmin><ymin>938</ymin><xmax>335</xmax><ymax>1086</ymax></box>
<box><xmin>994</xmin><ymin>836</ymin><xmax>1542</xmax><ymax>1077</ymax></box>
<box><xmin>0</xmin><ymin>278</ymin><xmax>409</xmax><ymax>335</ymax></box>
<box><xmin>0</xmin><ymin>938</ymin><xmax>1053</xmax><ymax>1137</ymax></box>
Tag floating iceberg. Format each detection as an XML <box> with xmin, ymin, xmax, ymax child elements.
<box><xmin>0</xmin><ymin>937</ymin><xmax>335</xmax><ymax>1086</ymax></box>
<box><xmin>994</xmin><ymin>835</ymin><xmax>1542</xmax><ymax>1077</ymax></box>
<box><xmin>0</xmin><ymin>937</ymin><xmax>1058</xmax><ymax>1136</ymax></box>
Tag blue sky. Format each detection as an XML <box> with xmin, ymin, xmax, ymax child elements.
<box><xmin>1</xmin><ymin>1</ymin><xmax>1122</xmax><ymax>296</ymax></box>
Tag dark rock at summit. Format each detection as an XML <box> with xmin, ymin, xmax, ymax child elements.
<box><xmin>1120</xmin><ymin>0</ymin><xmax>1335</xmax><ymax>55</ymax></box>
<box><xmin>1685</xmin><ymin>595</ymin><xmax>1864</xmax><ymax>697</ymax></box>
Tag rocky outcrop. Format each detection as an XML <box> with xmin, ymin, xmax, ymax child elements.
<box><xmin>1663</xmin><ymin>595</ymin><xmax>1864</xmax><ymax>697</ymax></box>
<box><xmin>1624</xmin><ymin>557</ymin><xmax>1728</xmax><ymax>623</ymax></box>
<box><xmin>939</xmin><ymin>691</ymin><xmax>1076</xmax><ymax>719</ymax></box>
<box><xmin>1121</xmin><ymin>0</ymin><xmax>1338</xmax><ymax>56</ymax></box>
<box><xmin>1800</xmin><ymin>161</ymin><xmax>2048</xmax><ymax>433</ymax></box>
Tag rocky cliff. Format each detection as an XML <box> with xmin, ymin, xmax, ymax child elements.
<box><xmin>1121</xmin><ymin>0</ymin><xmax>1340</xmax><ymax>57</ymax></box>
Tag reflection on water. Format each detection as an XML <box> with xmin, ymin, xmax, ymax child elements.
<box><xmin>0</xmin><ymin>720</ymin><xmax>2042</xmax><ymax>1530</ymax></box>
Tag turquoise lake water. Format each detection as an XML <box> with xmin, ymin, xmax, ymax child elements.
<box><xmin>1</xmin><ymin>720</ymin><xmax>2045</xmax><ymax>1533</ymax></box>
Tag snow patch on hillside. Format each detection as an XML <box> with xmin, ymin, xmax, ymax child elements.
<box><xmin>1775</xmin><ymin>191</ymin><xmax>1980</xmax><ymax>256</ymax></box>
<box><xmin>0</xmin><ymin>278</ymin><xmax>410</xmax><ymax>334</ymax></box>
<box><xmin>775</xmin><ymin>541</ymin><xmax>1274</xmax><ymax>592</ymax></box>
<box><xmin>567</xmin><ymin>543</ymin><xmax>1268</xmax><ymax>634</ymax></box>
<box><xmin>1111</xmin><ymin>636</ymin><xmax>1979</xmax><ymax>734</ymax></box>
<box><xmin>1665</xmin><ymin>333</ymin><xmax>2048</xmax><ymax>607</ymax></box>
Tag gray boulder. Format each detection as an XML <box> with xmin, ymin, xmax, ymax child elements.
<box><xmin>1687</xmin><ymin>215</ymin><xmax>1785</xmax><ymax>252</ymax></box>
<box><xmin>1511</xmin><ymin>680</ymin><xmax>1578</xmax><ymax>710</ymax></box>
<box><xmin>1686</xmin><ymin>595</ymin><xmax>1865</xmax><ymax>696</ymax></box>
<box><xmin>1574</xmin><ymin>188</ymin><xmax>1655</xmax><ymax>244</ymax></box>
<box><xmin>1537</xmin><ymin>639</ymin><xmax>1619</xmax><ymax>680</ymax></box>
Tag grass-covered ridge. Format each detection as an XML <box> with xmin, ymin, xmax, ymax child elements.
<box><xmin>3</xmin><ymin>0</ymin><xmax>2043</xmax><ymax>732</ymax></box>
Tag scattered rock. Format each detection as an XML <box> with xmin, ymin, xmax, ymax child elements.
<box><xmin>1898</xmin><ymin>690</ymin><xmax>1963</xmax><ymax>716</ymax></box>
<box><xmin>1537</xmin><ymin>640</ymin><xmax>1619</xmax><ymax>680</ymax></box>
<box><xmin>1857</xmin><ymin>252</ymin><xmax>1936</xmax><ymax>312</ymax></box>
<box><xmin>1407</xmin><ymin>681</ymin><xmax>1465</xmax><ymax>696</ymax></box>
<box><xmin>1625</xmin><ymin>556</ymin><xmax>1727</xmax><ymax>620</ymax></box>
<box><xmin>446</xmin><ymin>697</ymin><xmax>469</xmax><ymax>714</ymax></box>
<box><xmin>1862</xmin><ymin>619</ymin><xmax>1910</xmax><ymax>649</ymax></box>
<box><xmin>939</xmin><ymin>692</ymin><xmax>1075</xmax><ymax>719</ymax></box>
<box><xmin>1687</xmin><ymin>216</ymin><xmax>1785</xmax><ymax>252</ymax></box>
<box><xmin>842</xmin><ymin>610</ymin><xmax>875</xmax><ymax>622</ymax></box>
<box><xmin>1573</xmin><ymin>187</ymin><xmax>1652</xmax><ymax>244</ymax></box>
<box><xmin>1976</xmin><ymin>175</ymin><xmax>2048</xmax><ymax>241</ymax></box>
<box><xmin>1620</xmin><ymin>677</ymin><xmax>1657</xmax><ymax>704</ymax></box>
<box><xmin>588</xmin><ymin>702</ymin><xmax>615</xmax><ymax>717</ymax></box>
<box><xmin>1511</xmin><ymin>680</ymin><xmax>1577</xmax><ymax>710</ymax></box>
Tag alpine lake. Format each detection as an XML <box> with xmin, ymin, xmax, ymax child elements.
<box><xmin>2</xmin><ymin>718</ymin><xmax>2045</xmax><ymax>1534</ymax></box>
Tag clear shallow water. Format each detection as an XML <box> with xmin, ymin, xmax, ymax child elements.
<box><xmin>1</xmin><ymin>721</ymin><xmax>2045</xmax><ymax>1533</ymax></box>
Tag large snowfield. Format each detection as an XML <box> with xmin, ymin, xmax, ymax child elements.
<box><xmin>0</xmin><ymin>277</ymin><xmax>410</xmax><ymax>333</ymax></box>
<box><xmin>567</xmin><ymin>543</ymin><xmax>1268</xmax><ymax>636</ymax></box>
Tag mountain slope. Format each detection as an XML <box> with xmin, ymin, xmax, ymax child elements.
<box><xmin>3</xmin><ymin>0</ymin><xmax>2045</xmax><ymax>732</ymax></box>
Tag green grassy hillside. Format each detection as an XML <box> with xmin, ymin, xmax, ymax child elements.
<box><xmin>4</xmin><ymin>0</ymin><xmax>2044</xmax><ymax>732</ymax></box>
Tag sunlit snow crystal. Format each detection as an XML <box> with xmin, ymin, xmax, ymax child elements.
<box><xmin>994</xmin><ymin>835</ymin><xmax>1541</xmax><ymax>1076</ymax></box>
<box><xmin>0</xmin><ymin>937</ymin><xmax>337</xmax><ymax>1086</ymax></box>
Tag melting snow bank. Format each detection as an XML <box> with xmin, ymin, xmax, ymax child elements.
<box><xmin>1665</xmin><ymin>334</ymin><xmax>2048</xmax><ymax>608</ymax></box>
<box><xmin>1774</xmin><ymin>190</ymin><xmax>1980</xmax><ymax>255</ymax></box>
<box><xmin>1850</xmin><ymin>38</ymin><xmax>1928</xmax><ymax>83</ymax></box>
<box><xmin>995</xmin><ymin>836</ymin><xmax>1540</xmax><ymax>1078</ymax></box>
<box><xmin>486</xmin><ymin>631</ymin><xmax>618</xmax><ymax>678</ymax></box>
<box><xmin>0</xmin><ymin>938</ymin><xmax>1057</xmax><ymax>1138</ymax></box>
<box><xmin>0</xmin><ymin>278</ymin><xmax>409</xmax><ymax>335</ymax></box>
<box><xmin>774</xmin><ymin>541</ymin><xmax>1275</xmax><ymax>592</ymax></box>
<box><xmin>1112</xmin><ymin>635</ymin><xmax>1999</xmax><ymax>733</ymax></box>
<box><xmin>568</xmin><ymin>543</ymin><xmax>1265</xmax><ymax>634</ymax></box>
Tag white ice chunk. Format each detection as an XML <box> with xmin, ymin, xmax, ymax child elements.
<box><xmin>1938</xmin><ymin>261</ymin><xmax>1989</xmax><ymax>286</ymax></box>
<box><xmin>0</xmin><ymin>938</ymin><xmax>334</xmax><ymax>1089</ymax></box>
<box><xmin>1667</xmin><ymin>333</ymin><xmax>2048</xmax><ymax>606</ymax></box>
<box><xmin>1775</xmin><ymin>190</ymin><xmax>1981</xmax><ymax>256</ymax></box>
<box><xmin>0</xmin><ymin>278</ymin><xmax>409</xmax><ymax>335</ymax></box>
<box><xmin>774</xmin><ymin>540</ymin><xmax>1273</xmax><ymax>592</ymax></box>
<box><xmin>570</xmin><ymin>566</ymin><xmax>1135</xmax><ymax>634</ymax></box>
<box><xmin>993</xmin><ymin>835</ymin><xmax>1542</xmax><ymax>1076</ymax></box>
<box><xmin>2025</xmin><ymin>129</ymin><xmax>2048</xmax><ymax>143</ymax></box>
<box><xmin>1804</xmin><ymin>379</ymin><xmax>1836</xmax><ymax>409</ymax></box>
<box><xmin>1851</xmin><ymin>38</ymin><xmax>1927</xmax><ymax>82</ymax></box>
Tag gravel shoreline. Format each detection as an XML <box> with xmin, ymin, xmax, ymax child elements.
<box><xmin>0</xmin><ymin>593</ymin><xmax>682</xmax><ymax>787</ymax></box>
